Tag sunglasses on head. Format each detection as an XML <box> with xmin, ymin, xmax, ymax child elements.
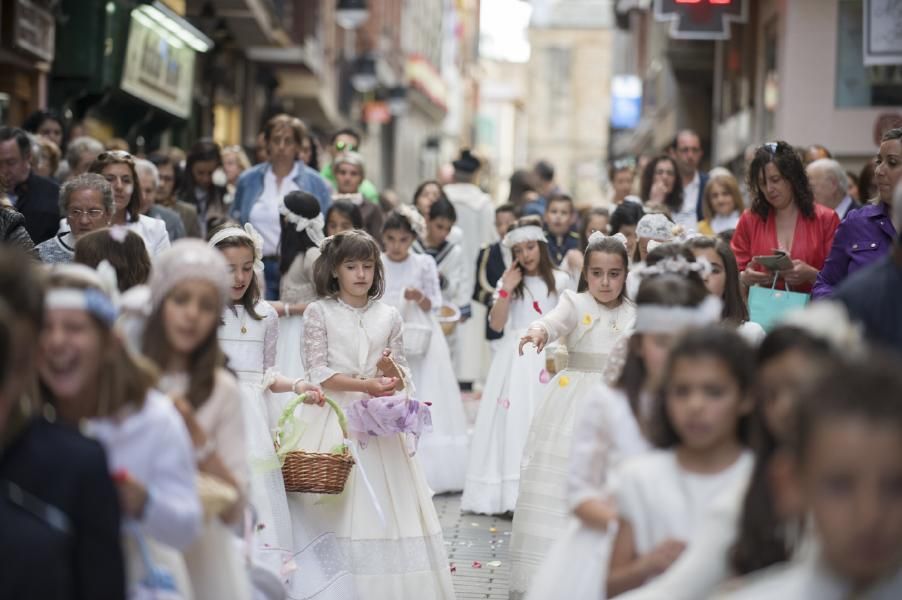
<box><xmin>335</xmin><ymin>141</ymin><xmax>358</xmax><ymax>152</ymax></box>
<box><xmin>98</xmin><ymin>150</ymin><xmax>134</xmax><ymax>162</ymax></box>
<box><xmin>763</xmin><ymin>142</ymin><xmax>779</xmax><ymax>156</ymax></box>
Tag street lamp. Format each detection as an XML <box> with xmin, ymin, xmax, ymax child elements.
<box><xmin>350</xmin><ymin>54</ymin><xmax>378</xmax><ymax>93</ymax></box>
<box><xmin>387</xmin><ymin>86</ymin><xmax>408</xmax><ymax>116</ymax></box>
<box><xmin>336</xmin><ymin>0</ymin><xmax>369</xmax><ymax>30</ymax></box>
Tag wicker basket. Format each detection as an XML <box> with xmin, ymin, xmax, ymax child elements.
<box><xmin>275</xmin><ymin>395</ymin><xmax>354</xmax><ymax>494</ymax></box>
<box><xmin>436</xmin><ymin>303</ymin><xmax>461</xmax><ymax>336</ymax></box>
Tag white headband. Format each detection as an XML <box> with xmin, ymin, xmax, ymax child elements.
<box><xmin>278</xmin><ymin>200</ymin><xmax>326</xmax><ymax>248</ymax></box>
<box><xmin>46</xmin><ymin>288</ymin><xmax>118</xmax><ymax>326</ymax></box>
<box><xmin>396</xmin><ymin>204</ymin><xmax>427</xmax><ymax>238</ymax></box>
<box><xmin>208</xmin><ymin>223</ymin><xmax>264</xmax><ymax>274</ymax></box>
<box><xmin>635</xmin><ymin>255</ymin><xmax>712</xmax><ymax>280</ymax></box>
<box><xmin>503</xmin><ymin>225</ymin><xmax>547</xmax><ymax>248</ymax></box>
<box><xmin>634</xmin><ymin>295</ymin><xmax>723</xmax><ymax>333</ymax></box>
<box><xmin>586</xmin><ymin>231</ymin><xmax>628</xmax><ymax>251</ymax></box>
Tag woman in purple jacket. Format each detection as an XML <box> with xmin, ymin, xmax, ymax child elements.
<box><xmin>813</xmin><ymin>128</ymin><xmax>902</xmax><ymax>298</ymax></box>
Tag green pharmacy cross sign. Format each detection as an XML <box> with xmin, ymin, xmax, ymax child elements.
<box><xmin>654</xmin><ymin>0</ymin><xmax>747</xmax><ymax>40</ymax></box>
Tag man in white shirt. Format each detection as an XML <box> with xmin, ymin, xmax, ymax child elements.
<box><xmin>670</xmin><ymin>129</ymin><xmax>708</xmax><ymax>231</ymax></box>
<box><xmin>807</xmin><ymin>158</ymin><xmax>860</xmax><ymax>220</ymax></box>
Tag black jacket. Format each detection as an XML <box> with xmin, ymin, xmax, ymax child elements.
<box><xmin>13</xmin><ymin>171</ymin><xmax>61</xmax><ymax>244</ymax></box>
<box><xmin>0</xmin><ymin>416</ymin><xmax>126</xmax><ymax>600</ymax></box>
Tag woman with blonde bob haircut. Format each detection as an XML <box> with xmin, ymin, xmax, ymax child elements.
<box><xmin>38</xmin><ymin>263</ymin><xmax>202</xmax><ymax>598</ymax></box>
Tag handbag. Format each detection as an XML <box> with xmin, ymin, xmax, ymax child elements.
<box><xmin>748</xmin><ymin>273</ymin><xmax>810</xmax><ymax>332</ymax></box>
<box><xmin>400</xmin><ymin>295</ymin><xmax>433</xmax><ymax>358</ymax></box>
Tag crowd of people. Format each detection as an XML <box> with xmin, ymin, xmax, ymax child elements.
<box><xmin>0</xmin><ymin>107</ymin><xmax>901</xmax><ymax>600</ymax></box>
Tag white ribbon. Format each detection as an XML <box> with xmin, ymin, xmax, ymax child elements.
<box><xmin>345</xmin><ymin>438</ymin><xmax>388</xmax><ymax>529</ymax></box>
<box><xmin>396</xmin><ymin>204</ymin><xmax>427</xmax><ymax>238</ymax></box>
<box><xmin>278</xmin><ymin>199</ymin><xmax>326</xmax><ymax>248</ymax></box>
<box><xmin>502</xmin><ymin>225</ymin><xmax>547</xmax><ymax>248</ymax></box>
<box><xmin>208</xmin><ymin>223</ymin><xmax>265</xmax><ymax>274</ymax></box>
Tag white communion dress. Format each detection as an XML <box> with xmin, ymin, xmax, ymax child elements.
<box><xmin>219</xmin><ymin>301</ymin><xmax>357</xmax><ymax>600</ymax></box>
<box><xmin>289</xmin><ymin>297</ymin><xmax>456</xmax><ymax>600</ymax></box>
<box><xmin>275</xmin><ymin>247</ymin><xmax>321</xmax><ymax>383</ymax></box>
<box><xmin>526</xmin><ymin>383</ymin><xmax>651</xmax><ymax>600</ymax></box>
<box><xmin>508</xmin><ymin>291</ymin><xmax>635</xmax><ymax>597</ymax></box>
<box><xmin>381</xmin><ymin>252</ymin><xmax>469</xmax><ymax>494</ymax></box>
<box><xmin>460</xmin><ymin>271</ymin><xmax>573</xmax><ymax>515</ymax></box>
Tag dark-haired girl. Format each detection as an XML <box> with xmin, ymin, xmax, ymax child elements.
<box><xmin>607</xmin><ymin>326</ymin><xmax>756</xmax><ymax>597</ymax></box>
<box><xmin>290</xmin><ymin>229</ymin><xmax>455</xmax><ymax>598</ymax></box>
<box><xmin>325</xmin><ymin>199</ymin><xmax>364</xmax><ymax>236</ymax></box>
<box><xmin>732</xmin><ymin>141</ymin><xmax>839</xmax><ymax>293</ymax></box>
<box><xmin>508</xmin><ymin>233</ymin><xmax>635</xmax><ymax>596</ymax></box>
<box><xmin>272</xmin><ymin>190</ymin><xmax>324</xmax><ymax>382</ymax></box>
<box><xmin>461</xmin><ymin>216</ymin><xmax>574</xmax><ymax>515</ymax></box>
<box><xmin>380</xmin><ymin>206</ymin><xmax>469</xmax><ymax>493</ymax></box>
<box><xmin>686</xmin><ymin>236</ymin><xmax>765</xmax><ymax>345</ymax></box>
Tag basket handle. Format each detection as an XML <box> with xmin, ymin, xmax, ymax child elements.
<box><xmin>275</xmin><ymin>393</ymin><xmax>349</xmax><ymax>450</ymax></box>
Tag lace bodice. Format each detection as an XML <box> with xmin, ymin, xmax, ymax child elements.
<box><xmin>381</xmin><ymin>253</ymin><xmax>442</xmax><ymax>312</ymax></box>
<box><xmin>218</xmin><ymin>301</ymin><xmax>279</xmax><ymax>378</ymax></box>
<box><xmin>567</xmin><ymin>383</ymin><xmax>650</xmax><ymax>510</ymax></box>
<box><xmin>280</xmin><ymin>247</ymin><xmax>321</xmax><ymax>304</ymax></box>
<box><xmin>304</xmin><ymin>297</ymin><xmax>412</xmax><ymax>395</ymax></box>
<box><xmin>504</xmin><ymin>271</ymin><xmax>574</xmax><ymax>331</ymax></box>
<box><xmin>529</xmin><ymin>290</ymin><xmax>636</xmax><ymax>354</ymax></box>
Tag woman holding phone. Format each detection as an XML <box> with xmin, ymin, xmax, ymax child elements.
<box><xmin>731</xmin><ymin>141</ymin><xmax>839</xmax><ymax>293</ymax></box>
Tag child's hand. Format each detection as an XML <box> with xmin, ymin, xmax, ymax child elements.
<box><xmin>365</xmin><ymin>377</ymin><xmax>398</xmax><ymax>397</ymax></box>
<box><xmin>299</xmin><ymin>385</ymin><xmax>325</xmax><ymax>406</ymax></box>
<box><xmin>113</xmin><ymin>471</ymin><xmax>149</xmax><ymax>518</ymax></box>
<box><xmin>404</xmin><ymin>288</ymin><xmax>424</xmax><ymax>302</ymax></box>
<box><xmin>641</xmin><ymin>539</ymin><xmax>686</xmax><ymax>577</ymax></box>
<box><xmin>500</xmin><ymin>260</ymin><xmax>522</xmax><ymax>293</ymax></box>
<box><xmin>518</xmin><ymin>328</ymin><xmax>548</xmax><ymax>355</ymax></box>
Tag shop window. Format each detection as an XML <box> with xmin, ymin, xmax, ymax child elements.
<box><xmin>836</xmin><ymin>0</ymin><xmax>902</xmax><ymax>107</ymax></box>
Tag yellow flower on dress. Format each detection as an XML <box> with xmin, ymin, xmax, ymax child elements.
<box><xmin>559</xmin><ymin>375</ymin><xmax>570</xmax><ymax>388</ymax></box>
<box><xmin>582</xmin><ymin>314</ymin><xmax>593</xmax><ymax>326</ymax></box>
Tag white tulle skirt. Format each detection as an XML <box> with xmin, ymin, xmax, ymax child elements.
<box><xmin>525</xmin><ymin>519</ymin><xmax>616</xmax><ymax>600</ymax></box>
<box><xmin>409</xmin><ymin>318</ymin><xmax>469</xmax><ymax>494</ymax></box>
<box><xmin>460</xmin><ymin>329</ymin><xmax>549</xmax><ymax>515</ymax></box>
<box><xmin>276</xmin><ymin>315</ymin><xmax>306</xmax><ymax>383</ymax></box>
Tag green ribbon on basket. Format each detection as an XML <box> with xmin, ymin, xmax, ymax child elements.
<box><xmin>273</xmin><ymin>393</ymin><xmax>349</xmax><ymax>464</ymax></box>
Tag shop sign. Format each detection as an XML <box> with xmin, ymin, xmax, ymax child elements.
<box><xmin>654</xmin><ymin>0</ymin><xmax>747</xmax><ymax>41</ymax></box>
<box><xmin>610</xmin><ymin>75</ymin><xmax>642</xmax><ymax>130</ymax></box>
<box><xmin>120</xmin><ymin>10</ymin><xmax>197</xmax><ymax>119</ymax></box>
<box><xmin>405</xmin><ymin>55</ymin><xmax>448</xmax><ymax>112</ymax></box>
<box><xmin>864</xmin><ymin>0</ymin><xmax>902</xmax><ymax>66</ymax></box>
<box><xmin>363</xmin><ymin>101</ymin><xmax>392</xmax><ymax>124</ymax></box>
<box><xmin>11</xmin><ymin>0</ymin><xmax>55</xmax><ymax>62</ymax></box>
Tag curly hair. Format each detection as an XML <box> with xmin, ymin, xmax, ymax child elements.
<box><xmin>747</xmin><ymin>141</ymin><xmax>814</xmax><ymax>219</ymax></box>
<box><xmin>640</xmin><ymin>155</ymin><xmax>684</xmax><ymax>214</ymax></box>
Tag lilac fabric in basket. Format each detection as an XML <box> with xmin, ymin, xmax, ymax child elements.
<box><xmin>345</xmin><ymin>394</ymin><xmax>433</xmax><ymax>455</ymax></box>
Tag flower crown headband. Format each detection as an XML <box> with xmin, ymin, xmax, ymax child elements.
<box><xmin>208</xmin><ymin>223</ymin><xmax>264</xmax><ymax>274</ymax></box>
<box><xmin>503</xmin><ymin>225</ymin><xmax>547</xmax><ymax>248</ymax></box>
<box><xmin>44</xmin><ymin>261</ymin><xmax>121</xmax><ymax>327</ymax></box>
<box><xmin>634</xmin><ymin>295</ymin><xmax>723</xmax><ymax>334</ymax></box>
<box><xmin>634</xmin><ymin>255</ymin><xmax>712</xmax><ymax>280</ymax></box>
<box><xmin>278</xmin><ymin>200</ymin><xmax>326</xmax><ymax>248</ymax></box>
<box><xmin>586</xmin><ymin>231</ymin><xmax>628</xmax><ymax>252</ymax></box>
<box><xmin>396</xmin><ymin>204</ymin><xmax>426</xmax><ymax>238</ymax></box>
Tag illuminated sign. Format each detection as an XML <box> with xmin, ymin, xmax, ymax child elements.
<box><xmin>654</xmin><ymin>0</ymin><xmax>747</xmax><ymax>40</ymax></box>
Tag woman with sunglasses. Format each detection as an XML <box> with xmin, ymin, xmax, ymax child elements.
<box><xmin>321</xmin><ymin>128</ymin><xmax>380</xmax><ymax>204</ymax></box>
<box><xmin>88</xmin><ymin>150</ymin><xmax>171</xmax><ymax>257</ymax></box>
<box><xmin>731</xmin><ymin>141</ymin><xmax>839</xmax><ymax>293</ymax></box>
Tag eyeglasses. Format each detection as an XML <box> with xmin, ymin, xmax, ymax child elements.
<box><xmin>335</xmin><ymin>141</ymin><xmax>358</xmax><ymax>152</ymax></box>
<box><xmin>68</xmin><ymin>208</ymin><xmax>107</xmax><ymax>220</ymax></box>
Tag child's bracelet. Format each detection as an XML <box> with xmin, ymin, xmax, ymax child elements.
<box><xmin>292</xmin><ymin>378</ymin><xmax>304</xmax><ymax>394</ymax></box>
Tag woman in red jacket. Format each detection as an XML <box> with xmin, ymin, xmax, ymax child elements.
<box><xmin>732</xmin><ymin>141</ymin><xmax>839</xmax><ymax>293</ymax></box>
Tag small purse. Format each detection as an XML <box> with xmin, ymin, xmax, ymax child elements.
<box><xmin>748</xmin><ymin>273</ymin><xmax>810</xmax><ymax>332</ymax></box>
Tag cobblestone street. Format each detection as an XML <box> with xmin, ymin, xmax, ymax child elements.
<box><xmin>435</xmin><ymin>493</ymin><xmax>512</xmax><ymax>599</ymax></box>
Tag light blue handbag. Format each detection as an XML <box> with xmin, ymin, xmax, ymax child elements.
<box><xmin>748</xmin><ymin>273</ymin><xmax>810</xmax><ymax>332</ymax></box>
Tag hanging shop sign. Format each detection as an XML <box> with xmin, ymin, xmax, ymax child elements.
<box><xmin>120</xmin><ymin>5</ymin><xmax>211</xmax><ymax>119</ymax></box>
<box><xmin>8</xmin><ymin>0</ymin><xmax>55</xmax><ymax>62</ymax></box>
<box><xmin>405</xmin><ymin>55</ymin><xmax>448</xmax><ymax>112</ymax></box>
<box><xmin>654</xmin><ymin>0</ymin><xmax>747</xmax><ymax>41</ymax></box>
<box><xmin>363</xmin><ymin>101</ymin><xmax>392</xmax><ymax>124</ymax></box>
<box><xmin>864</xmin><ymin>0</ymin><xmax>902</xmax><ymax>66</ymax></box>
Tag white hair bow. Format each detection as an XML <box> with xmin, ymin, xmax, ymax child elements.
<box><xmin>278</xmin><ymin>199</ymin><xmax>326</xmax><ymax>247</ymax></box>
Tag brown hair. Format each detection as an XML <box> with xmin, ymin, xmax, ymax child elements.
<box><xmin>74</xmin><ymin>228</ymin><xmax>151</xmax><ymax>292</ymax></box>
<box><xmin>641</xmin><ymin>155</ymin><xmax>684</xmax><ymax>213</ymax></box>
<box><xmin>702</xmin><ymin>173</ymin><xmax>744</xmax><ymax>222</ymax></box>
<box><xmin>89</xmin><ymin>150</ymin><xmax>142</xmax><ymax>222</ymax></box>
<box><xmin>578</xmin><ymin>235</ymin><xmax>628</xmax><ymax>299</ymax></box>
<box><xmin>263</xmin><ymin>114</ymin><xmax>307</xmax><ymax>146</ymax></box>
<box><xmin>44</xmin><ymin>273</ymin><xmax>157</xmax><ymax>417</ymax></box>
<box><xmin>142</xmin><ymin>292</ymin><xmax>226</xmax><ymax>410</ymax></box>
<box><xmin>686</xmin><ymin>236</ymin><xmax>749</xmax><ymax>324</ymax></box>
<box><xmin>208</xmin><ymin>223</ymin><xmax>263</xmax><ymax>320</ymax></box>
<box><xmin>508</xmin><ymin>215</ymin><xmax>558</xmax><ymax>300</ymax></box>
<box><xmin>313</xmin><ymin>229</ymin><xmax>384</xmax><ymax>299</ymax></box>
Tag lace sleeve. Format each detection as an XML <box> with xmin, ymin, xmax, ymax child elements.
<box><xmin>304</xmin><ymin>302</ymin><xmax>338</xmax><ymax>385</ymax></box>
<box><xmin>567</xmin><ymin>384</ymin><xmax>615</xmax><ymax>510</ymax></box>
<box><xmin>262</xmin><ymin>304</ymin><xmax>279</xmax><ymax>373</ymax></box>
<box><xmin>420</xmin><ymin>256</ymin><xmax>443</xmax><ymax>308</ymax></box>
<box><xmin>388</xmin><ymin>307</ymin><xmax>416</xmax><ymax>396</ymax></box>
<box><xmin>530</xmin><ymin>289</ymin><xmax>579</xmax><ymax>343</ymax></box>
